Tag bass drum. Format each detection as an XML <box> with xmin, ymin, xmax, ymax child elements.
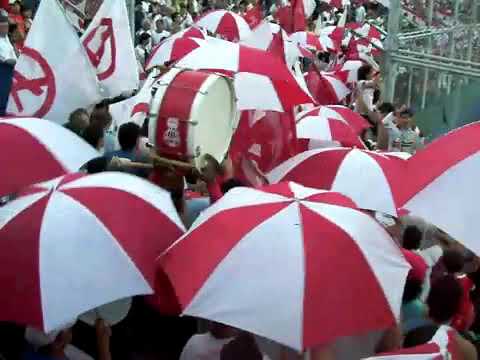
<box><xmin>149</xmin><ymin>68</ymin><xmax>237</xmax><ymax>168</ymax></box>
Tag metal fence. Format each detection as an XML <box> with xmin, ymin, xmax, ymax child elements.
<box><xmin>384</xmin><ymin>0</ymin><xmax>480</xmax><ymax>139</ymax></box>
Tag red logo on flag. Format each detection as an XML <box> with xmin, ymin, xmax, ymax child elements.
<box><xmin>9</xmin><ymin>47</ymin><xmax>56</xmax><ymax>118</ymax></box>
<box><xmin>83</xmin><ymin>18</ymin><xmax>117</xmax><ymax>81</ymax></box>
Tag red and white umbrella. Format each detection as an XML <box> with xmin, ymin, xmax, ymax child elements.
<box><xmin>296</xmin><ymin>109</ymin><xmax>366</xmax><ymax>150</ymax></box>
<box><xmin>332</xmin><ymin>60</ymin><xmax>365</xmax><ymax>84</ymax></box>
<box><xmin>241</xmin><ymin>21</ymin><xmax>303</xmax><ymax>68</ymax></box>
<box><xmin>145</xmin><ymin>26</ymin><xmax>207</xmax><ymax>70</ymax></box>
<box><xmin>195</xmin><ymin>10</ymin><xmax>252</xmax><ymax>42</ymax></box>
<box><xmin>399</xmin><ymin>121</ymin><xmax>480</xmax><ymax>255</ymax></box>
<box><xmin>290</xmin><ymin>31</ymin><xmax>330</xmax><ymax>52</ymax></box>
<box><xmin>0</xmin><ymin>118</ymin><xmax>99</xmax><ymax>198</ymax></box>
<box><xmin>0</xmin><ymin>172</ymin><xmax>185</xmax><ymax>332</ymax></box>
<box><xmin>346</xmin><ymin>22</ymin><xmax>384</xmax><ymax>55</ymax></box>
<box><xmin>317</xmin><ymin>25</ymin><xmax>346</xmax><ymax>53</ymax></box>
<box><xmin>306</xmin><ymin>70</ymin><xmax>351</xmax><ymax>105</ymax></box>
<box><xmin>175</xmin><ymin>37</ymin><xmax>314</xmax><ymax>111</ymax></box>
<box><xmin>267</xmin><ymin>148</ymin><xmax>407</xmax><ymax>216</ymax></box>
<box><xmin>146</xmin><ymin>37</ymin><xmax>204</xmax><ymax>70</ymax></box>
<box><xmin>363</xmin><ymin>326</ymin><xmax>459</xmax><ymax>359</ymax></box>
<box><xmin>159</xmin><ymin>182</ymin><xmax>410</xmax><ymax>351</ymax></box>
<box><xmin>298</xmin><ymin>105</ymin><xmax>371</xmax><ymax>135</ymax></box>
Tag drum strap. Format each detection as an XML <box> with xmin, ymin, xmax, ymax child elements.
<box><xmin>155</xmin><ymin>71</ymin><xmax>209</xmax><ymax>160</ymax></box>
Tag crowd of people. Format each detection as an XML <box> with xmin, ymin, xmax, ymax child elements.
<box><xmin>1</xmin><ymin>0</ymin><xmax>480</xmax><ymax>360</ymax></box>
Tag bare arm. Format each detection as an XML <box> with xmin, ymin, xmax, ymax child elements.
<box><xmin>456</xmin><ymin>333</ymin><xmax>478</xmax><ymax>360</ymax></box>
<box><xmin>375</xmin><ymin>325</ymin><xmax>402</xmax><ymax>354</ymax></box>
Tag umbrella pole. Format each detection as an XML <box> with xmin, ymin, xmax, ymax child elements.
<box><xmin>304</xmin><ymin>351</ymin><xmax>311</xmax><ymax>360</ymax></box>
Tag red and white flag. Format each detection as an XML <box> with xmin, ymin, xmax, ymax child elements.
<box><xmin>7</xmin><ymin>0</ymin><xmax>102</xmax><ymax>124</ymax></box>
<box><xmin>81</xmin><ymin>0</ymin><xmax>139</xmax><ymax>98</ymax></box>
<box><xmin>109</xmin><ymin>70</ymin><xmax>159</xmax><ymax>128</ymax></box>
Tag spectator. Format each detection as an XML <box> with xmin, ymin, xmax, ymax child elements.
<box><xmin>90</xmin><ymin>110</ymin><xmax>115</xmax><ymax>154</ymax></box>
<box><xmin>392</xmin><ymin>107</ymin><xmax>423</xmax><ymax>154</ymax></box>
<box><xmin>64</xmin><ymin>108</ymin><xmax>90</xmax><ymax>136</ymax></box>
<box><xmin>0</xmin><ymin>13</ymin><xmax>16</xmax><ymax>65</ymax></box>
<box><xmin>443</xmin><ymin>249</ymin><xmax>476</xmax><ymax>332</ymax></box>
<box><xmin>21</xmin><ymin>5</ymin><xmax>33</xmax><ymax>34</ymax></box>
<box><xmin>354</xmin><ymin>64</ymin><xmax>380</xmax><ymax>115</ymax></box>
<box><xmin>82</xmin><ymin>123</ymin><xmax>105</xmax><ymax>151</ymax></box>
<box><xmin>151</xmin><ymin>18</ymin><xmax>171</xmax><ymax>45</ymax></box>
<box><xmin>135</xmin><ymin>32</ymin><xmax>152</xmax><ymax>67</ymax></box>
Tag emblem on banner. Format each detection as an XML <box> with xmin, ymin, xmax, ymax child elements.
<box><xmin>9</xmin><ymin>47</ymin><xmax>56</xmax><ymax>118</ymax></box>
<box><xmin>83</xmin><ymin>17</ymin><xmax>117</xmax><ymax>81</ymax></box>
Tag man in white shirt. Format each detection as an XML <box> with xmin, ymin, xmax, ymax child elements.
<box><xmin>151</xmin><ymin>17</ymin><xmax>171</xmax><ymax>45</ymax></box>
<box><xmin>0</xmin><ymin>14</ymin><xmax>16</xmax><ymax>66</ymax></box>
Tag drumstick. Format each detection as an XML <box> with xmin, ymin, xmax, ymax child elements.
<box><xmin>121</xmin><ymin>162</ymin><xmax>154</xmax><ymax>169</ymax></box>
<box><xmin>151</xmin><ymin>154</ymin><xmax>195</xmax><ymax>169</ymax></box>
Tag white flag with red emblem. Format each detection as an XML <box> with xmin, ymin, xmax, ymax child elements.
<box><xmin>81</xmin><ymin>0</ymin><xmax>139</xmax><ymax>98</ymax></box>
<box><xmin>7</xmin><ymin>0</ymin><xmax>102</xmax><ymax>124</ymax></box>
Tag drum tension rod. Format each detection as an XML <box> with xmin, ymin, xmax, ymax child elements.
<box><xmin>147</xmin><ymin>113</ymin><xmax>198</xmax><ymax>126</ymax></box>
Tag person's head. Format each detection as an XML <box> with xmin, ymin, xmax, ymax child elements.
<box><xmin>90</xmin><ymin>110</ymin><xmax>113</xmax><ymax>131</ymax></box>
<box><xmin>118</xmin><ymin>122</ymin><xmax>140</xmax><ymax>152</ymax></box>
<box><xmin>221</xmin><ymin>178</ymin><xmax>245</xmax><ymax>194</ymax></box>
<box><xmin>402</xmin><ymin>225</ymin><xmax>423</xmax><ymax>250</ymax></box>
<box><xmin>21</xmin><ymin>7</ymin><xmax>33</xmax><ymax>20</ymax></box>
<box><xmin>403</xmin><ymin>325</ymin><xmax>439</xmax><ymax>348</ymax></box>
<box><xmin>208</xmin><ymin>322</ymin><xmax>239</xmax><ymax>339</ymax></box>
<box><xmin>0</xmin><ymin>14</ymin><xmax>9</xmax><ymax>37</ymax></box>
<box><xmin>377</xmin><ymin>102</ymin><xmax>395</xmax><ymax>119</ymax></box>
<box><xmin>67</xmin><ymin>108</ymin><xmax>90</xmax><ymax>135</ymax></box>
<box><xmin>138</xmin><ymin>32</ymin><xmax>151</xmax><ymax>47</ymax></box>
<box><xmin>142</xmin><ymin>18</ymin><xmax>151</xmax><ymax>31</ymax></box>
<box><xmin>357</xmin><ymin>64</ymin><xmax>374</xmax><ymax>81</ymax></box>
<box><xmin>427</xmin><ymin>275</ymin><xmax>462</xmax><ymax>324</ymax></box>
<box><xmin>220</xmin><ymin>333</ymin><xmax>263</xmax><ymax>360</ymax></box>
<box><xmin>82</xmin><ymin>124</ymin><xmax>105</xmax><ymax>151</ymax></box>
<box><xmin>442</xmin><ymin>249</ymin><xmax>465</xmax><ymax>274</ymax></box>
<box><xmin>395</xmin><ymin>107</ymin><xmax>414</xmax><ymax>129</ymax></box>
<box><xmin>9</xmin><ymin>1</ymin><xmax>21</xmax><ymax>14</ymax></box>
<box><xmin>155</xmin><ymin>18</ymin><xmax>164</xmax><ymax>32</ymax></box>
<box><xmin>85</xmin><ymin>157</ymin><xmax>109</xmax><ymax>174</ymax></box>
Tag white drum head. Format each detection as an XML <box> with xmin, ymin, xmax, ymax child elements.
<box><xmin>79</xmin><ymin>297</ymin><xmax>132</xmax><ymax>327</ymax></box>
<box><xmin>189</xmin><ymin>74</ymin><xmax>237</xmax><ymax>168</ymax></box>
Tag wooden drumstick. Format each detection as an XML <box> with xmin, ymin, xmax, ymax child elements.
<box><xmin>151</xmin><ymin>154</ymin><xmax>195</xmax><ymax>169</ymax></box>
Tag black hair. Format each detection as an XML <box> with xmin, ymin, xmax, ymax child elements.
<box><xmin>118</xmin><ymin>122</ymin><xmax>140</xmax><ymax>151</ymax></box>
<box><xmin>377</xmin><ymin>102</ymin><xmax>395</xmax><ymax>114</ymax></box>
<box><xmin>373</xmin><ymin>89</ymin><xmax>381</xmax><ymax>105</ymax></box>
<box><xmin>357</xmin><ymin>64</ymin><xmax>373</xmax><ymax>81</ymax></box>
<box><xmin>138</xmin><ymin>32</ymin><xmax>151</xmax><ymax>44</ymax></box>
<box><xmin>442</xmin><ymin>249</ymin><xmax>465</xmax><ymax>274</ymax></box>
<box><xmin>403</xmin><ymin>325</ymin><xmax>439</xmax><ymax>348</ymax></box>
<box><xmin>427</xmin><ymin>275</ymin><xmax>462</xmax><ymax>323</ymax></box>
<box><xmin>221</xmin><ymin>178</ymin><xmax>245</xmax><ymax>194</ymax></box>
<box><xmin>85</xmin><ymin>157</ymin><xmax>109</xmax><ymax>174</ymax></box>
<box><xmin>141</xmin><ymin>118</ymin><xmax>149</xmax><ymax>138</ymax></box>
<box><xmin>403</xmin><ymin>225</ymin><xmax>423</xmax><ymax>250</ymax></box>
<box><xmin>82</xmin><ymin>124</ymin><xmax>105</xmax><ymax>149</ymax></box>
<box><xmin>402</xmin><ymin>277</ymin><xmax>423</xmax><ymax>304</ymax></box>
